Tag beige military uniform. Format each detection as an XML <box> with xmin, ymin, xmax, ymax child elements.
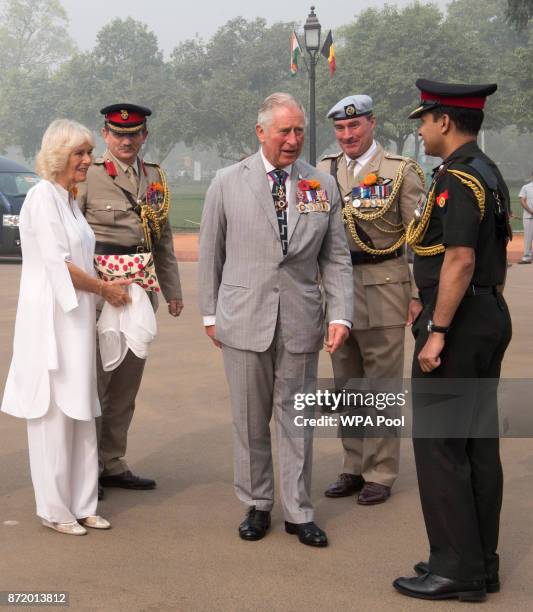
<box><xmin>318</xmin><ymin>143</ymin><xmax>424</xmax><ymax>487</ymax></box>
<box><xmin>78</xmin><ymin>150</ymin><xmax>182</xmax><ymax>476</ymax></box>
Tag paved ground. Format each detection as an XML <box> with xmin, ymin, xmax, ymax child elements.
<box><xmin>1</xmin><ymin>260</ymin><xmax>532</xmax><ymax>612</ymax></box>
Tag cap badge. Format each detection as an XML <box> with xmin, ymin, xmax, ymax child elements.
<box><xmin>120</xmin><ymin>109</ymin><xmax>129</xmax><ymax>120</ymax></box>
<box><xmin>345</xmin><ymin>104</ymin><xmax>356</xmax><ymax>116</ymax></box>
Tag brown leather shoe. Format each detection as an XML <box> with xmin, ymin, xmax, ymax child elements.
<box><xmin>324</xmin><ymin>473</ymin><xmax>365</xmax><ymax>497</ymax></box>
<box><xmin>357</xmin><ymin>482</ymin><xmax>391</xmax><ymax>505</ymax></box>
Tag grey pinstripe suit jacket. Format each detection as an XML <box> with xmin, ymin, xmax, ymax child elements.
<box><xmin>198</xmin><ymin>151</ymin><xmax>353</xmax><ymax>353</ymax></box>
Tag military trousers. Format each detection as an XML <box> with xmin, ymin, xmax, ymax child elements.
<box><xmin>221</xmin><ymin>322</ymin><xmax>318</xmax><ymax>524</ymax></box>
<box><xmin>411</xmin><ymin>290</ymin><xmax>512</xmax><ymax>581</ymax></box>
<box><xmin>330</xmin><ymin>326</ymin><xmax>404</xmax><ymax>487</ymax></box>
<box><xmin>96</xmin><ymin>342</ymin><xmax>146</xmax><ymax>476</ymax></box>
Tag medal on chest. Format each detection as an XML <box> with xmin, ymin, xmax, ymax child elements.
<box><xmin>351</xmin><ymin>174</ymin><xmax>392</xmax><ymax>211</ymax></box>
<box><xmin>296</xmin><ymin>179</ymin><xmax>330</xmax><ymax>214</ymax></box>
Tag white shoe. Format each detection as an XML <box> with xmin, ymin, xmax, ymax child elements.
<box><xmin>42</xmin><ymin>519</ymin><xmax>87</xmax><ymax>536</ymax></box>
<box><xmin>79</xmin><ymin>515</ymin><xmax>111</xmax><ymax>529</ymax></box>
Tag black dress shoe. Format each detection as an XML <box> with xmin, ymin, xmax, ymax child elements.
<box><xmin>324</xmin><ymin>473</ymin><xmax>364</xmax><ymax>497</ymax></box>
<box><xmin>414</xmin><ymin>561</ymin><xmax>500</xmax><ymax>593</ymax></box>
<box><xmin>99</xmin><ymin>470</ymin><xmax>156</xmax><ymax>490</ymax></box>
<box><xmin>98</xmin><ymin>484</ymin><xmax>104</xmax><ymax>500</ymax></box>
<box><xmin>393</xmin><ymin>573</ymin><xmax>486</xmax><ymax>602</ymax></box>
<box><xmin>285</xmin><ymin>521</ymin><xmax>328</xmax><ymax>547</ymax></box>
<box><xmin>238</xmin><ymin>507</ymin><xmax>271</xmax><ymax>541</ymax></box>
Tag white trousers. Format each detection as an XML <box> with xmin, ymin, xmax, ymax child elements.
<box><xmin>523</xmin><ymin>217</ymin><xmax>533</xmax><ymax>260</ymax></box>
<box><xmin>27</xmin><ymin>402</ymin><xmax>98</xmax><ymax>523</ymax></box>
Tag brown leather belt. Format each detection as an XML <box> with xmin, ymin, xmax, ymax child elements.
<box><xmin>95</xmin><ymin>242</ymin><xmax>149</xmax><ymax>255</ymax></box>
<box><xmin>350</xmin><ymin>248</ymin><xmax>403</xmax><ymax>266</ymax></box>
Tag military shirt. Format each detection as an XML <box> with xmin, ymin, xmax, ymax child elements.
<box><xmin>77</xmin><ymin>150</ymin><xmax>182</xmax><ymax>302</ymax></box>
<box><xmin>413</xmin><ymin>141</ymin><xmax>508</xmax><ymax>290</ymax></box>
<box><xmin>319</xmin><ymin>143</ymin><xmax>425</xmax><ymax>329</ymax></box>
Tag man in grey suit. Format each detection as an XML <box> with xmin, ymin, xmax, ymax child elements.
<box><xmin>198</xmin><ymin>93</ymin><xmax>353</xmax><ymax>547</ymax></box>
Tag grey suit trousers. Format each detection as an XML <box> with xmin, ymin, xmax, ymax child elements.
<box><xmin>222</xmin><ymin>325</ymin><xmax>318</xmax><ymax>524</ymax></box>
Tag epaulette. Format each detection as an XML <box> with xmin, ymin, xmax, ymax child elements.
<box><xmin>446</xmin><ymin>167</ymin><xmax>485</xmax><ymax>219</ymax></box>
<box><xmin>384</xmin><ymin>152</ymin><xmax>410</xmax><ymax>162</ymax></box>
<box><xmin>94</xmin><ymin>157</ymin><xmax>105</xmax><ymax>165</ymax></box>
<box><xmin>143</xmin><ymin>160</ymin><xmax>160</xmax><ymax>167</ymax></box>
<box><xmin>320</xmin><ymin>151</ymin><xmax>343</xmax><ymax>161</ymax></box>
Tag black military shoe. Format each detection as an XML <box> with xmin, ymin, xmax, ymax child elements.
<box><xmin>238</xmin><ymin>507</ymin><xmax>271</xmax><ymax>541</ymax></box>
<box><xmin>414</xmin><ymin>561</ymin><xmax>500</xmax><ymax>593</ymax></box>
<box><xmin>99</xmin><ymin>470</ymin><xmax>156</xmax><ymax>490</ymax></box>
<box><xmin>324</xmin><ymin>473</ymin><xmax>365</xmax><ymax>497</ymax></box>
<box><xmin>285</xmin><ymin>521</ymin><xmax>328</xmax><ymax>547</ymax></box>
<box><xmin>393</xmin><ymin>573</ymin><xmax>486</xmax><ymax>602</ymax></box>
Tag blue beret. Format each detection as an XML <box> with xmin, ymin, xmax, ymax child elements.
<box><xmin>327</xmin><ymin>95</ymin><xmax>373</xmax><ymax>120</ymax></box>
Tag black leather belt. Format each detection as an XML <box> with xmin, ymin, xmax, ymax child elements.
<box><xmin>95</xmin><ymin>242</ymin><xmax>149</xmax><ymax>255</ymax></box>
<box><xmin>350</xmin><ymin>248</ymin><xmax>403</xmax><ymax>266</ymax></box>
<box><xmin>419</xmin><ymin>285</ymin><xmax>498</xmax><ymax>304</ymax></box>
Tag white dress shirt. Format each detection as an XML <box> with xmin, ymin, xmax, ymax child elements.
<box><xmin>345</xmin><ymin>140</ymin><xmax>378</xmax><ymax>179</ymax></box>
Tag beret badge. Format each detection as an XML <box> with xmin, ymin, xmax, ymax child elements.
<box><xmin>345</xmin><ymin>104</ymin><xmax>356</xmax><ymax>117</ymax></box>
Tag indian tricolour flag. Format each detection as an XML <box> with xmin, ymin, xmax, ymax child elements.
<box><xmin>290</xmin><ymin>31</ymin><xmax>302</xmax><ymax>76</ymax></box>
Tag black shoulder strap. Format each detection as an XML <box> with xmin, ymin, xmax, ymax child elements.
<box><xmin>466</xmin><ymin>157</ymin><xmax>498</xmax><ymax>191</ymax></box>
<box><xmin>459</xmin><ymin>156</ymin><xmax>512</xmax><ymax>243</ymax></box>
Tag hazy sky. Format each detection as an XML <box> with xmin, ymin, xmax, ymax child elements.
<box><xmin>61</xmin><ymin>0</ymin><xmax>450</xmax><ymax>55</ymax></box>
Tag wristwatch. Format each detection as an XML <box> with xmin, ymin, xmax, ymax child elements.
<box><xmin>427</xmin><ymin>319</ymin><xmax>450</xmax><ymax>334</ymax></box>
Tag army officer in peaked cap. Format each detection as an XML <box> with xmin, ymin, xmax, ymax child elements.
<box><xmin>393</xmin><ymin>80</ymin><xmax>512</xmax><ymax>602</ymax></box>
<box><xmin>319</xmin><ymin>94</ymin><xmax>425</xmax><ymax>506</ymax></box>
<box><xmin>78</xmin><ymin>103</ymin><xmax>182</xmax><ymax>498</ymax></box>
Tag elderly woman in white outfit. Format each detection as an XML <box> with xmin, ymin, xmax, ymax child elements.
<box><xmin>1</xmin><ymin>119</ymin><xmax>130</xmax><ymax>535</ymax></box>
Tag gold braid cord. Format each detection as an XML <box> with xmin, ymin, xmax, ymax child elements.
<box><xmin>139</xmin><ymin>166</ymin><xmax>171</xmax><ymax>251</ymax></box>
<box><xmin>406</xmin><ymin>169</ymin><xmax>485</xmax><ymax>257</ymax></box>
<box><xmin>342</xmin><ymin>160</ymin><xmax>425</xmax><ymax>256</ymax></box>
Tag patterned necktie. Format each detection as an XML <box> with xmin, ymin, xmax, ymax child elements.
<box><xmin>269</xmin><ymin>169</ymin><xmax>289</xmax><ymax>255</ymax></box>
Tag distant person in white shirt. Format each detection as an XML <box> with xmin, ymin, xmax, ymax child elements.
<box><xmin>518</xmin><ymin>171</ymin><xmax>533</xmax><ymax>264</ymax></box>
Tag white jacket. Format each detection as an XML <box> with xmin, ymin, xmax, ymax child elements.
<box><xmin>1</xmin><ymin>180</ymin><xmax>101</xmax><ymax>420</ymax></box>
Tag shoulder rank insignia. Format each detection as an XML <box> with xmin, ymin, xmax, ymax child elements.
<box><xmin>436</xmin><ymin>189</ymin><xmax>448</xmax><ymax>208</ymax></box>
<box><xmin>104</xmin><ymin>159</ymin><xmax>117</xmax><ymax>177</ymax></box>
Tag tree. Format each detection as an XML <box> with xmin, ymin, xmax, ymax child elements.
<box><xmin>0</xmin><ymin>0</ymin><xmax>74</xmax><ymax>74</ymax></box>
<box><xmin>0</xmin><ymin>0</ymin><xmax>75</xmax><ymax>153</ymax></box>
<box><xmin>51</xmin><ymin>18</ymin><xmax>175</xmax><ymax>157</ymax></box>
<box><xmin>166</xmin><ymin>18</ymin><xmax>306</xmax><ymax>161</ymax></box>
<box><xmin>506</xmin><ymin>0</ymin><xmax>533</xmax><ymax>30</ymax></box>
<box><xmin>322</xmin><ymin>3</ymin><xmax>484</xmax><ymax>154</ymax></box>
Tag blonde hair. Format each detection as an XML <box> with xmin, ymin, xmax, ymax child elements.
<box><xmin>257</xmin><ymin>92</ymin><xmax>306</xmax><ymax>129</ymax></box>
<box><xmin>35</xmin><ymin>119</ymin><xmax>95</xmax><ymax>181</ymax></box>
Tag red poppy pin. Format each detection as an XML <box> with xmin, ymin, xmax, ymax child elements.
<box><xmin>436</xmin><ymin>189</ymin><xmax>448</xmax><ymax>208</ymax></box>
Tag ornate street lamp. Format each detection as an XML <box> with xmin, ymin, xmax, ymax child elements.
<box><xmin>303</xmin><ymin>6</ymin><xmax>321</xmax><ymax>166</ymax></box>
